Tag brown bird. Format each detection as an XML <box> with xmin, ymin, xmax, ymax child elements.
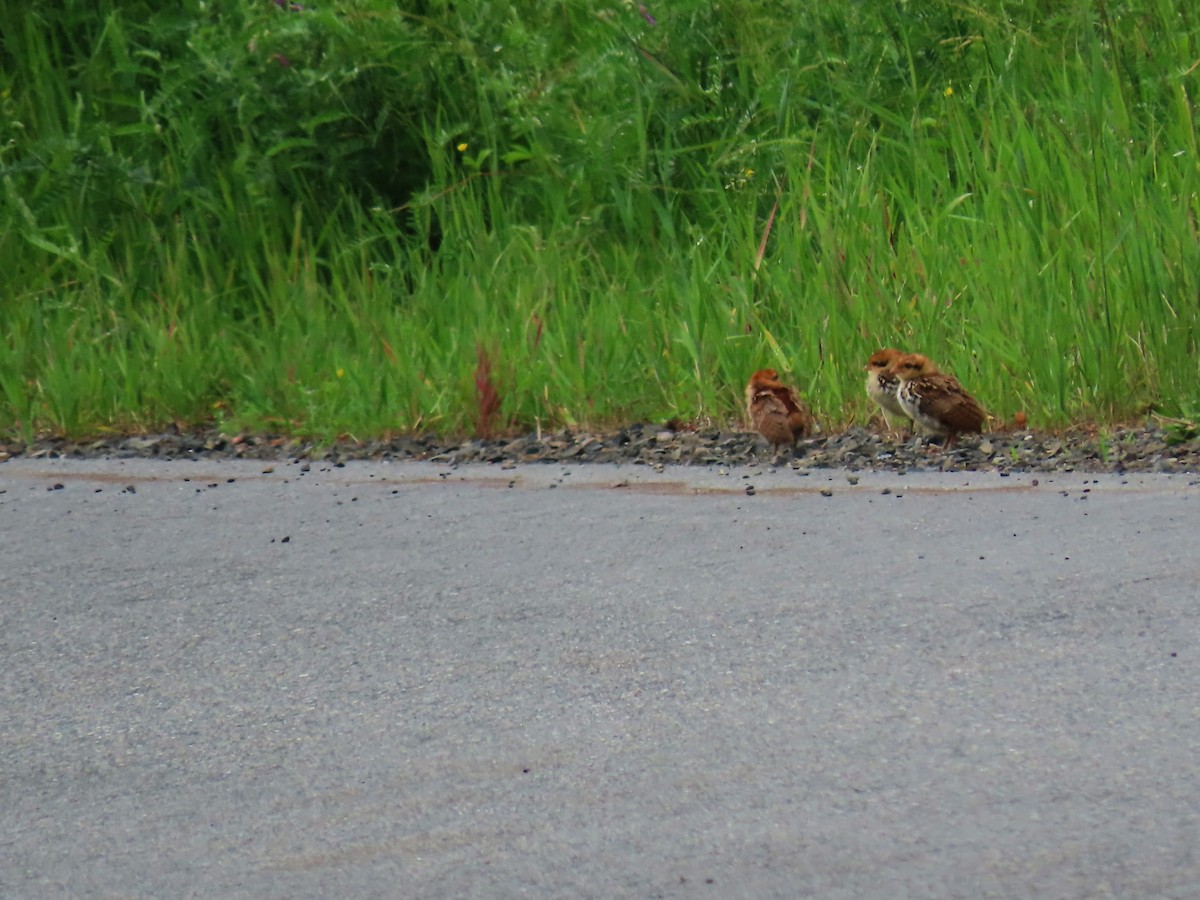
<box><xmin>745</xmin><ymin>368</ymin><xmax>816</xmax><ymax>461</ymax></box>
<box><xmin>864</xmin><ymin>348</ymin><xmax>913</xmax><ymax>435</ymax></box>
<box><xmin>888</xmin><ymin>353</ymin><xmax>986</xmax><ymax>446</ymax></box>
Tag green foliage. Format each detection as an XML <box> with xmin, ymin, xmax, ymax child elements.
<box><xmin>1</xmin><ymin>0</ymin><xmax>1199</xmax><ymax>440</ymax></box>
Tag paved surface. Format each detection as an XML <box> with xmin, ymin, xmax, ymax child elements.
<box><xmin>2</xmin><ymin>457</ymin><xmax>1199</xmax><ymax>899</ymax></box>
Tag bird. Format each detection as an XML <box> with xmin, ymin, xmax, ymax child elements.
<box><xmin>745</xmin><ymin>368</ymin><xmax>816</xmax><ymax>461</ymax></box>
<box><xmin>864</xmin><ymin>348</ymin><xmax>913</xmax><ymax>435</ymax></box>
<box><xmin>887</xmin><ymin>352</ymin><xmax>986</xmax><ymax>446</ymax></box>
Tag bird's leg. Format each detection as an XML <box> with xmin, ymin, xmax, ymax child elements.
<box><xmin>916</xmin><ymin>435</ymin><xmax>943</xmax><ymax>455</ymax></box>
<box><xmin>883</xmin><ymin>413</ymin><xmax>911</xmax><ymax>442</ymax></box>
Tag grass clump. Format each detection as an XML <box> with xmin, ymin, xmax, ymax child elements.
<box><xmin>2</xmin><ymin>0</ymin><xmax>1199</xmax><ymax>442</ymax></box>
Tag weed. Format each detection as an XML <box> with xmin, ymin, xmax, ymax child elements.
<box><xmin>474</xmin><ymin>345</ymin><xmax>503</xmax><ymax>439</ymax></box>
<box><xmin>1161</xmin><ymin>413</ymin><xmax>1200</xmax><ymax>446</ymax></box>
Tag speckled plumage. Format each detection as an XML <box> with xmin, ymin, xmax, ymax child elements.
<box><xmin>889</xmin><ymin>353</ymin><xmax>986</xmax><ymax>441</ymax></box>
<box><xmin>745</xmin><ymin>368</ymin><xmax>815</xmax><ymax>455</ymax></box>
<box><xmin>864</xmin><ymin>348</ymin><xmax>912</xmax><ymax>432</ymax></box>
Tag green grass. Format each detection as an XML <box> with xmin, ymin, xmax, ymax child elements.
<box><xmin>2</xmin><ymin>0</ymin><xmax>1199</xmax><ymax>443</ymax></box>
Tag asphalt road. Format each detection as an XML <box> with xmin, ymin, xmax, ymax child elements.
<box><xmin>3</xmin><ymin>457</ymin><xmax>1199</xmax><ymax>899</ymax></box>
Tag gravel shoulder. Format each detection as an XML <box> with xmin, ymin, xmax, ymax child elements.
<box><xmin>4</xmin><ymin>420</ymin><xmax>1200</xmax><ymax>474</ymax></box>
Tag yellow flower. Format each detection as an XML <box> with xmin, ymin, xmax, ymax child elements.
<box><xmin>456</xmin><ymin>142</ymin><xmax>469</xmax><ymax>152</ymax></box>
<box><xmin>944</xmin><ymin>85</ymin><xmax>954</xmax><ymax>97</ymax></box>
<box><xmin>336</xmin><ymin>368</ymin><xmax>345</xmax><ymax>378</ymax></box>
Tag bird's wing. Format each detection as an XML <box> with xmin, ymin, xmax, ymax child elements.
<box><xmin>922</xmin><ymin>374</ymin><xmax>987</xmax><ymax>432</ymax></box>
<box><xmin>772</xmin><ymin>385</ymin><xmax>815</xmax><ymax>436</ymax></box>
<box><xmin>763</xmin><ymin>384</ymin><xmax>802</xmax><ymax>416</ymax></box>
<box><xmin>751</xmin><ymin>390</ymin><xmax>791</xmax><ymax>421</ymax></box>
